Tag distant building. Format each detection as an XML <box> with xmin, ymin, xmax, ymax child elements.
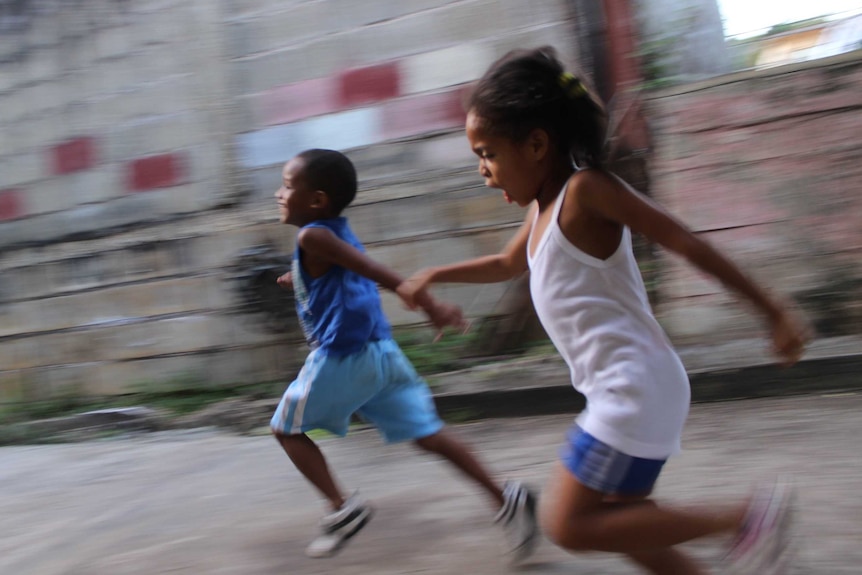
<box><xmin>807</xmin><ymin>14</ymin><xmax>862</xmax><ymax>60</ymax></box>
<box><xmin>731</xmin><ymin>14</ymin><xmax>862</xmax><ymax>70</ymax></box>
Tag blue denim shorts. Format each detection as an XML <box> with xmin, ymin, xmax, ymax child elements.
<box><xmin>560</xmin><ymin>424</ymin><xmax>666</xmax><ymax>495</ymax></box>
<box><xmin>270</xmin><ymin>339</ymin><xmax>443</xmax><ymax>443</ymax></box>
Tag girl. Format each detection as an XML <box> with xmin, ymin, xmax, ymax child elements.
<box><xmin>397</xmin><ymin>46</ymin><xmax>809</xmax><ymax>574</ymax></box>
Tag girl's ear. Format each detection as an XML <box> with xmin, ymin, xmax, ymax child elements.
<box><xmin>526</xmin><ymin>128</ymin><xmax>550</xmax><ymax>161</ymax></box>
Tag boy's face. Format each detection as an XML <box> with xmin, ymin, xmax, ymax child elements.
<box><xmin>466</xmin><ymin>110</ymin><xmax>543</xmax><ymax>208</ymax></box>
<box><xmin>275</xmin><ymin>158</ymin><xmax>322</xmax><ymax>226</ymax></box>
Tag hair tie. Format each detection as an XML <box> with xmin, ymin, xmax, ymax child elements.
<box><xmin>558</xmin><ymin>72</ymin><xmax>587</xmax><ymax>99</ymax></box>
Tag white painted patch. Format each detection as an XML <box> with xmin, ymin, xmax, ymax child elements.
<box><xmin>401</xmin><ymin>43</ymin><xmax>495</xmax><ymax>94</ymax></box>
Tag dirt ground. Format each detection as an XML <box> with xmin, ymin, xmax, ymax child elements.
<box><xmin>1</xmin><ymin>393</ymin><xmax>860</xmax><ymax>574</ymax></box>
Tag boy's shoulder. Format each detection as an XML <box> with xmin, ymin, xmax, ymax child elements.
<box><xmin>303</xmin><ymin>215</ymin><xmax>347</xmax><ymax>229</ymax></box>
<box><xmin>298</xmin><ymin>217</ymin><xmax>349</xmax><ymax>240</ymax></box>
<box><xmin>296</xmin><ymin>217</ymin><xmax>364</xmax><ymax>259</ymax></box>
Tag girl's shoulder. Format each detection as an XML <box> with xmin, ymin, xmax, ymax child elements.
<box><xmin>569</xmin><ymin>167</ymin><xmax>621</xmax><ymax>192</ymax></box>
<box><xmin>565</xmin><ymin>168</ymin><xmax>628</xmax><ymax>212</ymax></box>
<box><xmin>557</xmin><ymin>169</ymin><xmax>627</xmax><ymax>258</ymax></box>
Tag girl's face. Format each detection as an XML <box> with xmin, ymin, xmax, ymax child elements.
<box><xmin>466</xmin><ymin>111</ymin><xmax>544</xmax><ymax>207</ymax></box>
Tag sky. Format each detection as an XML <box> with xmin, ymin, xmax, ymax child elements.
<box><xmin>718</xmin><ymin>0</ymin><xmax>862</xmax><ymax>37</ymax></box>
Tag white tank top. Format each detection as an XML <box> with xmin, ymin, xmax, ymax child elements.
<box><xmin>528</xmin><ymin>177</ymin><xmax>691</xmax><ymax>459</ymax></box>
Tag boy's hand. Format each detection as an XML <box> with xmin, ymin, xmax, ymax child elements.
<box><xmin>769</xmin><ymin>307</ymin><xmax>810</xmax><ymax>367</ymax></box>
<box><xmin>276</xmin><ymin>272</ymin><xmax>293</xmax><ymax>291</ymax></box>
<box><xmin>397</xmin><ymin>269</ymin><xmax>434</xmax><ymax>310</ymax></box>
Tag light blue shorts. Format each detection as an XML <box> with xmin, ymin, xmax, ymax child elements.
<box><xmin>270</xmin><ymin>339</ymin><xmax>444</xmax><ymax>443</ymax></box>
<box><xmin>560</xmin><ymin>425</ymin><xmax>666</xmax><ymax>496</ymax></box>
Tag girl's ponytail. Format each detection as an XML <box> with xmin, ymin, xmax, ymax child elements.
<box><xmin>467</xmin><ymin>46</ymin><xmax>608</xmax><ymax>168</ymax></box>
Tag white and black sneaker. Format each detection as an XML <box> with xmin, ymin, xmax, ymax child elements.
<box><xmin>494</xmin><ymin>480</ymin><xmax>539</xmax><ymax>562</ymax></box>
<box><xmin>306</xmin><ymin>493</ymin><xmax>374</xmax><ymax>558</ymax></box>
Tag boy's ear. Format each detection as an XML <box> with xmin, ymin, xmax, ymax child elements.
<box><xmin>310</xmin><ymin>190</ymin><xmax>330</xmax><ymax>209</ymax></box>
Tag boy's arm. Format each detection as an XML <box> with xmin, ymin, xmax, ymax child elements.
<box><xmin>573</xmin><ymin>170</ymin><xmax>810</xmax><ymax>365</ymax></box>
<box><xmin>298</xmin><ymin>227</ymin><xmax>465</xmax><ymax>331</ymax></box>
<box><xmin>299</xmin><ymin>227</ymin><xmax>403</xmax><ymax>290</ymax></box>
<box><xmin>397</xmin><ymin>204</ymin><xmax>536</xmax><ymax>308</ymax></box>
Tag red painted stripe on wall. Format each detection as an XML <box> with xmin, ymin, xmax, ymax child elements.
<box><xmin>52</xmin><ymin>137</ymin><xmax>97</xmax><ymax>175</ymax></box>
<box><xmin>0</xmin><ymin>189</ymin><xmax>24</xmax><ymax>221</ymax></box>
<box><xmin>380</xmin><ymin>88</ymin><xmax>467</xmax><ymax>141</ymax></box>
<box><xmin>338</xmin><ymin>62</ymin><xmax>401</xmax><ymax>108</ymax></box>
<box><xmin>127</xmin><ymin>153</ymin><xmax>186</xmax><ymax>192</ymax></box>
<box><xmin>256</xmin><ymin>76</ymin><xmax>340</xmax><ymax>126</ymax></box>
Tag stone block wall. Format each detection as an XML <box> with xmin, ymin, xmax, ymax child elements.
<box><xmin>0</xmin><ymin>0</ymin><xmax>579</xmax><ymax>401</ymax></box>
<box><xmin>2</xmin><ymin>0</ymin><xmax>856</xmax><ymax>403</ymax></box>
<box><xmin>648</xmin><ymin>53</ymin><xmax>862</xmax><ymax>346</ymax></box>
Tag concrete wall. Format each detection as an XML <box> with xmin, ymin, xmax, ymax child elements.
<box><xmin>1</xmin><ymin>1</ymin><xmax>858</xmax><ymax>404</ymax></box>
<box><xmin>0</xmin><ymin>0</ymin><xmax>579</xmax><ymax>402</ymax></box>
<box><xmin>648</xmin><ymin>52</ymin><xmax>862</xmax><ymax>347</ymax></box>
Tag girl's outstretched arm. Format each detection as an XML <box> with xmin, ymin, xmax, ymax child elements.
<box><xmin>398</xmin><ymin>204</ymin><xmax>536</xmax><ymax>309</ymax></box>
<box><xmin>572</xmin><ymin>170</ymin><xmax>810</xmax><ymax>365</ymax></box>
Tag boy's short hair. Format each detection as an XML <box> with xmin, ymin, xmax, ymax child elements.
<box><xmin>296</xmin><ymin>149</ymin><xmax>357</xmax><ymax>215</ymax></box>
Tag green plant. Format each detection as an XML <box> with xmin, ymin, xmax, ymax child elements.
<box><xmin>394</xmin><ymin>327</ymin><xmax>481</xmax><ymax>374</ymax></box>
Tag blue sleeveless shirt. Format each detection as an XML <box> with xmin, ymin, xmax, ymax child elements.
<box><xmin>291</xmin><ymin>217</ymin><xmax>392</xmax><ymax>356</ymax></box>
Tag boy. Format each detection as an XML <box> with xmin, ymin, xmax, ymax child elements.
<box><xmin>270</xmin><ymin>148</ymin><xmax>538</xmax><ymax>560</ymax></box>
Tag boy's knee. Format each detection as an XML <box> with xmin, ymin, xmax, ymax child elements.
<box><xmin>414</xmin><ymin>431</ymin><xmax>443</xmax><ymax>452</ymax></box>
<box><xmin>271</xmin><ymin>427</ymin><xmax>299</xmax><ymax>444</ymax></box>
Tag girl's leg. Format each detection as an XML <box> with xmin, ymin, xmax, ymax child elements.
<box><xmin>414</xmin><ymin>428</ymin><xmax>504</xmax><ymax>507</ymax></box>
<box><xmin>540</xmin><ymin>461</ymin><xmax>745</xmax><ymax>557</ymax></box>
<box><xmin>274</xmin><ymin>431</ymin><xmax>346</xmax><ymax>511</ymax></box>
<box><xmin>610</xmin><ymin>496</ymin><xmax>709</xmax><ymax>575</ymax></box>
<box><xmin>625</xmin><ymin>547</ymin><xmax>708</xmax><ymax>575</ymax></box>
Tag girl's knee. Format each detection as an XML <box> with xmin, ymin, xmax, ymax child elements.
<box><xmin>539</xmin><ymin>498</ymin><xmax>593</xmax><ymax>552</ymax></box>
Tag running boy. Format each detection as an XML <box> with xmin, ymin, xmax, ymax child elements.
<box><xmin>398</xmin><ymin>47</ymin><xmax>810</xmax><ymax>574</ymax></box>
<box><xmin>270</xmin><ymin>148</ymin><xmax>538</xmax><ymax>560</ymax></box>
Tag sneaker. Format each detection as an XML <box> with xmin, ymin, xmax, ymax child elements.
<box><xmin>494</xmin><ymin>480</ymin><xmax>539</xmax><ymax>562</ymax></box>
<box><xmin>723</xmin><ymin>479</ymin><xmax>795</xmax><ymax>575</ymax></box>
<box><xmin>306</xmin><ymin>493</ymin><xmax>374</xmax><ymax>558</ymax></box>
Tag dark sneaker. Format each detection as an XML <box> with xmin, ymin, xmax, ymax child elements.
<box><xmin>306</xmin><ymin>493</ymin><xmax>374</xmax><ymax>558</ymax></box>
<box><xmin>724</xmin><ymin>478</ymin><xmax>795</xmax><ymax>574</ymax></box>
<box><xmin>494</xmin><ymin>481</ymin><xmax>539</xmax><ymax>562</ymax></box>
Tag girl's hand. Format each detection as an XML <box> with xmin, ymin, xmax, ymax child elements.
<box><xmin>276</xmin><ymin>272</ymin><xmax>293</xmax><ymax>291</ymax></box>
<box><xmin>769</xmin><ymin>307</ymin><xmax>811</xmax><ymax>366</ymax></box>
<box><xmin>397</xmin><ymin>269</ymin><xmax>434</xmax><ymax>310</ymax></box>
<box><xmin>424</xmin><ymin>300</ymin><xmax>469</xmax><ymax>342</ymax></box>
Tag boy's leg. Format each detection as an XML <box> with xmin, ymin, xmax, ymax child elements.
<box><xmin>269</xmin><ymin>349</ymin><xmax>376</xmax><ymax>558</ymax></box>
<box><xmin>357</xmin><ymin>340</ymin><xmax>538</xmax><ymax>560</ymax></box>
<box><xmin>272</xmin><ymin>430</ymin><xmax>374</xmax><ymax>558</ymax></box>
<box><xmin>414</xmin><ymin>428</ymin><xmax>504</xmax><ymax>507</ymax></box>
<box><xmin>273</xmin><ymin>431</ymin><xmax>346</xmax><ymax>511</ymax></box>
<box><xmin>414</xmin><ymin>429</ymin><xmax>539</xmax><ymax>561</ymax></box>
